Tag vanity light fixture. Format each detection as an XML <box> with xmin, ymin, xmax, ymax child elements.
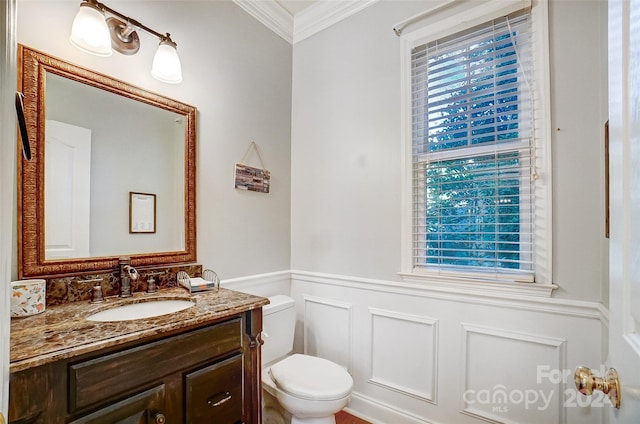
<box><xmin>70</xmin><ymin>0</ymin><xmax>183</xmax><ymax>83</ymax></box>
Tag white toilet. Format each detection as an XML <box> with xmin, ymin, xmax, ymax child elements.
<box><xmin>262</xmin><ymin>295</ymin><xmax>354</xmax><ymax>424</ymax></box>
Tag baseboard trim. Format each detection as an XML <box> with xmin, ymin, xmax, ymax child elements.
<box><xmin>347</xmin><ymin>392</ymin><xmax>441</xmax><ymax>424</ymax></box>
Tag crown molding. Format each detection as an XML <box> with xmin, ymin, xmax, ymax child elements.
<box><xmin>233</xmin><ymin>0</ymin><xmax>294</xmax><ymax>44</ymax></box>
<box><xmin>233</xmin><ymin>0</ymin><xmax>379</xmax><ymax>45</ymax></box>
<box><xmin>293</xmin><ymin>0</ymin><xmax>379</xmax><ymax>43</ymax></box>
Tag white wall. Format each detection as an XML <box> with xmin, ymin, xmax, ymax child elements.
<box><xmin>15</xmin><ymin>0</ymin><xmax>292</xmax><ymax>280</ymax></box>
<box><xmin>548</xmin><ymin>0</ymin><xmax>609</xmax><ymax>304</ymax></box>
<box><xmin>291</xmin><ymin>0</ymin><xmax>608</xmax><ymax>304</ymax></box>
<box><xmin>291</xmin><ymin>0</ymin><xmax>405</xmax><ymax>283</ymax></box>
<box><xmin>290</xmin><ymin>1</ymin><xmax>608</xmax><ymax>423</ymax></box>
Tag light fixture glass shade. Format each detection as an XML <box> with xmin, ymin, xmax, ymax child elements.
<box><xmin>151</xmin><ymin>41</ymin><xmax>182</xmax><ymax>84</ymax></box>
<box><xmin>70</xmin><ymin>2</ymin><xmax>112</xmax><ymax>56</ymax></box>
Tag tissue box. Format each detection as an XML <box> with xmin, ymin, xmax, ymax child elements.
<box><xmin>11</xmin><ymin>279</ymin><xmax>46</xmax><ymax>318</ymax></box>
<box><xmin>189</xmin><ymin>277</ymin><xmax>219</xmax><ymax>293</ymax></box>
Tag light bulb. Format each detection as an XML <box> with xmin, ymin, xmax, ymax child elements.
<box><xmin>151</xmin><ymin>39</ymin><xmax>182</xmax><ymax>84</ymax></box>
<box><xmin>70</xmin><ymin>2</ymin><xmax>112</xmax><ymax>56</ymax></box>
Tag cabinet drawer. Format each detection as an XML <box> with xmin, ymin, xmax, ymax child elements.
<box><xmin>69</xmin><ymin>318</ymin><xmax>241</xmax><ymax>413</ymax></box>
<box><xmin>185</xmin><ymin>354</ymin><xmax>244</xmax><ymax>424</ymax></box>
<box><xmin>69</xmin><ymin>385</ymin><xmax>165</xmax><ymax>424</ymax></box>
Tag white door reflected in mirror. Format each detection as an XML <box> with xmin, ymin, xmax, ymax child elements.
<box><xmin>45</xmin><ymin>119</ymin><xmax>91</xmax><ymax>259</ymax></box>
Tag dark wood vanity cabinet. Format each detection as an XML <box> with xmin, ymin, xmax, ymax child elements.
<box><xmin>9</xmin><ymin>308</ymin><xmax>263</xmax><ymax>424</ymax></box>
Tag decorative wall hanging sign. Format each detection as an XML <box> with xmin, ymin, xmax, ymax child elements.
<box><xmin>234</xmin><ymin>141</ymin><xmax>270</xmax><ymax>193</ymax></box>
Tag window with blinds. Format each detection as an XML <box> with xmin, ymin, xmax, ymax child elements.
<box><xmin>411</xmin><ymin>10</ymin><xmax>535</xmax><ymax>281</ymax></box>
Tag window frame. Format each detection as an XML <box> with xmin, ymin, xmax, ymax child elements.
<box><xmin>398</xmin><ymin>0</ymin><xmax>555</xmax><ymax>296</ymax></box>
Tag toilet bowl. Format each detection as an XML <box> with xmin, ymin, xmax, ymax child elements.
<box><xmin>262</xmin><ymin>296</ymin><xmax>354</xmax><ymax>424</ymax></box>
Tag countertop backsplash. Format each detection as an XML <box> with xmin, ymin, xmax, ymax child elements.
<box><xmin>43</xmin><ymin>263</ymin><xmax>203</xmax><ymax>306</ymax></box>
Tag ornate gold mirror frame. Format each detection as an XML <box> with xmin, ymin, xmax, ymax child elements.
<box><xmin>17</xmin><ymin>45</ymin><xmax>197</xmax><ymax>278</ymax></box>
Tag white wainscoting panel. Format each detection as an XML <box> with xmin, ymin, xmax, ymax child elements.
<box><xmin>289</xmin><ymin>270</ymin><xmax>606</xmax><ymax>424</ymax></box>
<box><xmin>369</xmin><ymin>308</ymin><xmax>438</xmax><ymax>403</ymax></box>
<box><xmin>303</xmin><ymin>295</ymin><xmax>353</xmax><ymax>371</ymax></box>
<box><xmin>461</xmin><ymin>324</ymin><xmax>566</xmax><ymax>424</ymax></box>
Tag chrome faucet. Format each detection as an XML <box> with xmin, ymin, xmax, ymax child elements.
<box><xmin>118</xmin><ymin>258</ymin><xmax>139</xmax><ymax>297</ymax></box>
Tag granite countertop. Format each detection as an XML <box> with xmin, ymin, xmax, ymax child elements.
<box><xmin>10</xmin><ymin>287</ymin><xmax>269</xmax><ymax>373</ymax></box>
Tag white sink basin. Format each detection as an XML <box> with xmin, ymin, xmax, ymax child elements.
<box><xmin>86</xmin><ymin>300</ymin><xmax>195</xmax><ymax>322</ymax></box>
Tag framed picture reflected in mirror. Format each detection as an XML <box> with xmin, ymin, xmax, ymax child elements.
<box><xmin>129</xmin><ymin>192</ymin><xmax>156</xmax><ymax>234</ymax></box>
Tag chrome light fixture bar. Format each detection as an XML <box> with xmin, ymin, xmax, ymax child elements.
<box><xmin>70</xmin><ymin>0</ymin><xmax>182</xmax><ymax>83</ymax></box>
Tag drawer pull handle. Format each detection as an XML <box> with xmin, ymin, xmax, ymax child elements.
<box><xmin>151</xmin><ymin>410</ymin><xmax>166</xmax><ymax>424</ymax></box>
<box><xmin>208</xmin><ymin>391</ymin><xmax>232</xmax><ymax>407</ymax></box>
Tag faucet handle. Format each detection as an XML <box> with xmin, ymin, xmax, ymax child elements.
<box><xmin>79</xmin><ymin>278</ymin><xmax>105</xmax><ymax>303</ymax></box>
<box><xmin>146</xmin><ymin>271</ymin><xmax>165</xmax><ymax>294</ymax></box>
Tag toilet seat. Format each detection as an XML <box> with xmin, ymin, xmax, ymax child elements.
<box><xmin>269</xmin><ymin>354</ymin><xmax>353</xmax><ymax>401</ymax></box>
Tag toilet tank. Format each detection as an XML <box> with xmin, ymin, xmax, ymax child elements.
<box><xmin>262</xmin><ymin>295</ymin><xmax>296</xmax><ymax>366</ymax></box>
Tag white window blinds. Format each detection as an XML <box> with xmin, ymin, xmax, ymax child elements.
<box><xmin>411</xmin><ymin>10</ymin><xmax>535</xmax><ymax>281</ymax></box>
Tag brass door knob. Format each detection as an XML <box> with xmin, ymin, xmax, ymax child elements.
<box><xmin>574</xmin><ymin>366</ymin><xmax>621</xmax><ymax>408</ymax></box>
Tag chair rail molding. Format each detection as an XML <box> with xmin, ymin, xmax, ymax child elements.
<box><xmin>291</xmin><ymin>270</ymin><xmax>607</xmax><ymax>322</ymax></box>
<box><xmin>221</xmin><ymin>270</ymin><xmax>291</xmax><ymax>298</ymax></box>
<box><xmin>220</xmin><ymin>269</ymin><xmax>609</xmax><ymax>324</ymax></box>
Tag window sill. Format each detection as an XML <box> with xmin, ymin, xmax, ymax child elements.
<box><xmin>398</xmin><ymin>271</ymin><xmax>558</xmax><ymax>298</ymax></box>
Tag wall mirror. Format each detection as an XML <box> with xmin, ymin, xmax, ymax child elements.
<box><xmin>17</xmin><ymin>45</ymin><xmax>197</xmax><ymax>278</ymax></box>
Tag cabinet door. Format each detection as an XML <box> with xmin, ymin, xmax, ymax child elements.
<box><xmin>8</xmin><ymin>366</ymin><xmax>47</xmax><ymax>424</ymax></box>
<box><xmin>69</xmin><ymin>385</ymin><xmax>166</xmax><ymax>424</ymax></box>
<box><xmin>185</xmin><ymin>354</ymin><xmax>244</xmax><ymax>424</ymax></box>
